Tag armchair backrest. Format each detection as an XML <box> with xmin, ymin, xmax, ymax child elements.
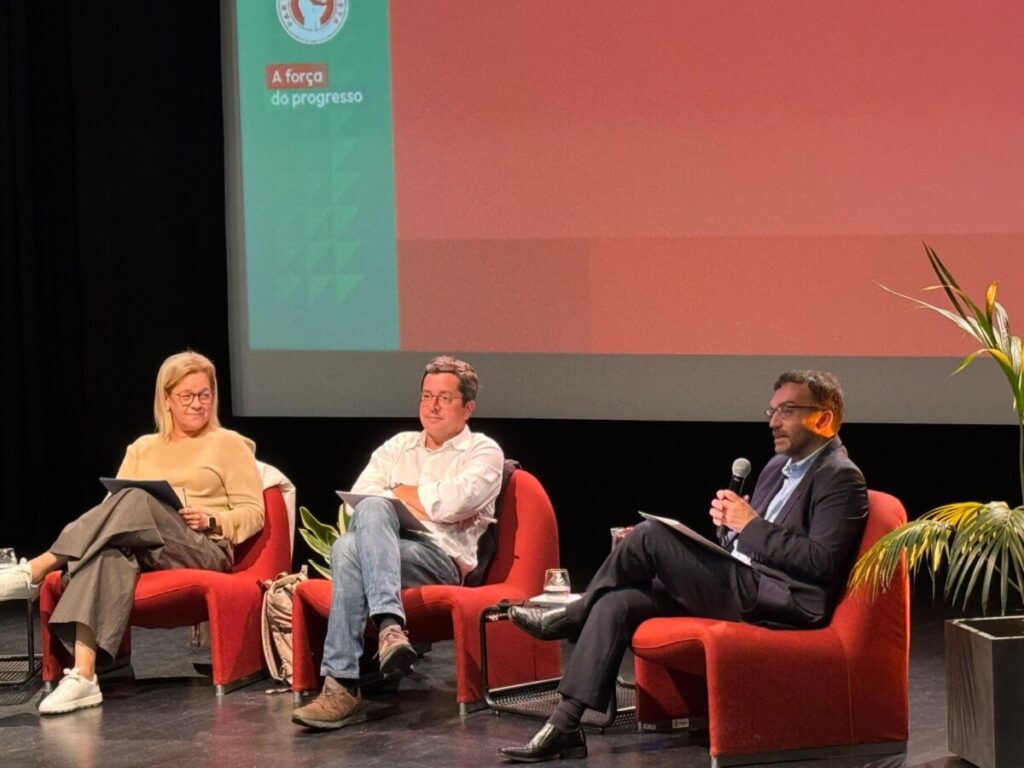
<box><xmin>231</xmin><ymin>485</ymin><xmax>292</xmax><ymax>579</ymax></box>
<box><xmin>832</xmin><ymin>489</ymin><xmax>908</xmax><ymax>634</ymax></box>
<box><xmin>831</xmin><ymin>489</ymin><xmax>911</xmax><ymax>740</ymax></box>
<box><xmin>484</xmin><ymin>469</ymin><xmax>560</xmax><ymax>594</ymax></box>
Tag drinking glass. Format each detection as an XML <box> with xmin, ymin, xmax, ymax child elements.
<box><xmin>542</xmin><ymin>568</ymin><xmax>571</xmax><ymax>598</ymax></box>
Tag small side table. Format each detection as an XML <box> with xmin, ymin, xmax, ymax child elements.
<box><xmin>0</xmin><ymin>592</ymin><xmax>41</xmax><ymax>686</ymax></box>
<box><xmin>479</xmin><ymin>601</ymin><xmax>635</xmax><ymax>730</ymax></box>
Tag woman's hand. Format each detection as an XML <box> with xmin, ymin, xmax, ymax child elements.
<box><xmin>179</xmin><ymin>506</ymin><xmax>209</xmax><ymax>531</ymax></box>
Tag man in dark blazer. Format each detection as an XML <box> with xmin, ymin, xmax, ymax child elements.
<box><xmin>500</xmin><ymin>370</ymin><xmax>868</xmax><ymax>763</ymax></box>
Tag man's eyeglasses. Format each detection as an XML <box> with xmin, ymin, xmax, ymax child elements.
<box><xmin>419</xmin><ymin>391</ymin><xmax>462</xmax><ymax>407</ymax></box>
<box><xmin>764</xmin><ymin>404</ymin><xmax>822</xmax><ymax>421</ymax></box>
<box><xmin>173</xmin><ymin>389</ymin><xmax>214</xmax><ymax>406</ymax></box>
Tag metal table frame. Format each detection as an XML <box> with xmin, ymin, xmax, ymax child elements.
<box><xmin>478</xmin><ymin>601</ymin><xmax>635</xmax><ymax>730</ymax></box>
<box><xmin>0</xmin><ymin>594</ymin><xmax>41</xmax><ymax>686</ymax></box>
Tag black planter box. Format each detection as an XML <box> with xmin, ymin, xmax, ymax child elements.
<box><xmin>946</xmin><ymin>617</ymin><xmax>1024</xmax><ymax>768</ymax></box>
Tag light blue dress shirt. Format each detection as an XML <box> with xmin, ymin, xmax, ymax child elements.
<box><xmin>731</xmin><ymin>440</ymin><xmax>832</xmax><ymax>565</ymax></box>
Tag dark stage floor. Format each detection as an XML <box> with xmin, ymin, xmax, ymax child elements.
<box><xmin>0</xmin><ymin>600</ymin><xmax>970</xmax><ymax>768</ymax></box>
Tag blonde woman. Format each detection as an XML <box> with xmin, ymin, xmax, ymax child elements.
<box><xmin>0</xmin><ymin>351</ymin><xmax>264</xmax><ymax>714</ymax></box>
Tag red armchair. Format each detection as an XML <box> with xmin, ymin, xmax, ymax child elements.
<box><xmin>40</xmin><ymin>485</ymin><xmax>292</xmax><ymax>694</ymax></box>
<box><xmin>291</xmin><ymin>468</ymin><xmax>562</xmax><ymax>711</ymax></box>
<box><xmin>631</xmin><ymin>490</ymin><xmax>910</xmax><ymax>767</ymax></box>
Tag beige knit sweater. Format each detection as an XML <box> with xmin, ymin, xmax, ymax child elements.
<box><xmin>115</xmin><ymin>427</ymin><xmax>264</xmax><ymax>545</ymax></box>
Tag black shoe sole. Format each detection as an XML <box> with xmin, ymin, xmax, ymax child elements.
<box><xmin>379</xmin><ymin>643</ymin><xmax>418</xmax><ymax>678</ymax></box>
<box><xmin>500</xmin><ymin>745</ymin><xmax>588</xmax><ymax>762</ymax></box>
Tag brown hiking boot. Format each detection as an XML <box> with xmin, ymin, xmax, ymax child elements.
<box><xmin>377</xmin><ymin>624</ymin><xmax>417</xmax><ymax>677</ymax></box>
<box><xmin>292</xmin><ymin>677</ymin><xmax>365</xmax><ymax>730</ymax></box>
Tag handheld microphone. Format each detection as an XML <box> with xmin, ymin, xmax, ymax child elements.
<box><xmin>718</xmin><ymin>457</ymin><xmax>752</xmax><ymax>543</ymax></box>
<box><xmin>729</xmin><ymin>457</ymin><xmax>752</xmax><ymax>495</ymax></box>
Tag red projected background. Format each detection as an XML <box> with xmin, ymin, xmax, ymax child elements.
<box><xmin>388</xmin><ymin>1</ymin><xmax>1024</xmax><ymax>356</ymax></box>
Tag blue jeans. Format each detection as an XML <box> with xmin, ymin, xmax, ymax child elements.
<box><xmin>320</xmin><ymin>497</ymin><xmax>461</xmax><ymax>679</ymax></box>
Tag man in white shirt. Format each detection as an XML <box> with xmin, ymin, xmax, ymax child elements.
<box><xmin>293</xmin><ymin>356</ymin><xmax>504</xmax><ymax>730</ymax></box>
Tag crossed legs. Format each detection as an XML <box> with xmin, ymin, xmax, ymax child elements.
<box><xmin>559</xmin><ymin>520</ymin><xmax>757</xmax><ymax>712</ymax></box>
<box><xmin>501</xmin><ymin>520</ymin><xmax>758</xmax><ymax>762</ymax></box>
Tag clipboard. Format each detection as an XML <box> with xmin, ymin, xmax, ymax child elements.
<box><xmin>336</xmin><ymin>491</ymin><xmax>428</xmax><ymax>532</ymax></box>
<box><xmin>638</xmin><ymin>511</ymin><xmax>734</xmax><ymax>558</ymax></box>
<box><xmin>100</xmin><ymin>477</ymin><xmax>183</xmax><ymax>511</ymax></box>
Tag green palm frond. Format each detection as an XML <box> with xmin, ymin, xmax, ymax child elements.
<box><xmin>850</xmin><ymin>502</ymin><xmax>1024</xmax><ymax>614</ymax></box>
<box><xmin>882</xmin><ymin>284</ymin><xmax>983</xmax><ymax>342</ymax></box>
<box><xmin>922</xmin><ymin>250</ymin><xmax>1023</xmax><ymax>409</ymax></box>
<box><xmin>944</xmin><ymin>502</ymin><xmax>1024</xmax><ymax>614</ymax></box>
<box><xmin>849</xmin><ymin>517</ymin><xmax>953</xmax><ymax>601</ymax></box>
<box><xmin>853</xmin><ymin>246</ymin><xmax>1024</xmax><ymax>615</ymax></box>
<box><xmin>884</xmin><ymin>247</ymin><xmax>1024</xmax><ymax>491</ymax></box>
<box><xmin>889</xmin><ymin>249</ymin><xmax>1021</xmax><ymax>374</ymax></box>
<box><xmin>925</xmin><ymin>243</ymin><xmax>968</xmax><ymax>321</ymax></box>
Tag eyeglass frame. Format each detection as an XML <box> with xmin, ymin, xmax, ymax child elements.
<box><xmin>419</xmin><ymin>391</ymin><xmax>463</xmax><ymax>407</ymax></box>
<box><xmin>171</xmin><ymin>389</ymin><xmax>214</xmax><ymax>406</ymax></box>
<box><xmin>764</xmin><ymin>403</ymin><xmax>826</xmax><ymax>421</ymax></box>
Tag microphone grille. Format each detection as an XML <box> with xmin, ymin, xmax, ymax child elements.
<box><xmin>732</xmin><ymin>457</ymin><xmax>752</xmax><ymax>478</ymax></box>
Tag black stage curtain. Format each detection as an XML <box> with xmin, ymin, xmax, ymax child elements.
<box><xmin>1</xmin><ymin>3</ymin><xmax>231</xmax><ymax>553</ymax></box>
<box><xmin>2</xmin><ymin>2</ymin><xmax>1019</xmax><ymax>581</ymax></box>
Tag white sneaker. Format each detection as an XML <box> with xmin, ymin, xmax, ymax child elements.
<box><xmin>0</xmin><ymin>559</ymin><xmax>36</xmax><ymax>601</ymax></box>
<box><xmin>39</xmin><ymin>668</ymin><xmax>103</xmax><ymax>715</ymax></box>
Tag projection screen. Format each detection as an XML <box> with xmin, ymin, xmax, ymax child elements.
<box><xmin>222</xmin><ymin>1</ymin><xmax>1024</xmax><ymax>423</ymax></box>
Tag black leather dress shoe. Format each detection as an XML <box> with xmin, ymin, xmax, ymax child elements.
<box><xmin>508</xmin><ymin>605</ymin><xmax>580</xmax><ymax>641</ymax></box>
<box><xmin>500</xmin><ymin>723</ymin><xmax>587</xmax><ymax>762</ymax></box>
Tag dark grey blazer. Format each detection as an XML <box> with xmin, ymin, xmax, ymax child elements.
<box><xmin>735</xmin><ymin>437</ymin><xmax>868</xmax><ymax>628</ymax></box>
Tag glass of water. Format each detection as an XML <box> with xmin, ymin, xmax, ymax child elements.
<box><xmin>543</xmin><ymin>568</ymin><xmax>571</xmax><ymax>598</ymax></box>
<box><xmin>0</xmin><ymin>548</ymin><xmax>17</xmax><ymax>568</ymax></box>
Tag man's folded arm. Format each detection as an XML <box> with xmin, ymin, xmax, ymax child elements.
<box><xmin>417</xmin><ymin>442</ymin><xmax>504</xmax><ymax>524</ymax></box>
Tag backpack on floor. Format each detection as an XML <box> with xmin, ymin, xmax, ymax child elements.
<box><xmin>260</xmin><ymin>566</ymin><xmax>308</xmax><ymax>686</ymax></box>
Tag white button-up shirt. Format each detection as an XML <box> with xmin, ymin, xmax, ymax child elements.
<box><xmin>351</xmin><ymin>426</ymin><xmax>504</xmax><ymax>572</ymax></box>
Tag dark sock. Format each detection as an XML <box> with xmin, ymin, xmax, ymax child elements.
<box><xmin>373</xmin><ymin>613</ymin><xmax>403</xmax><ymax>631</ymax></box>
<box><xmin>548</xmin><ymin>695</ymin><xmax>586</xmax><ymax>732</ymax></box>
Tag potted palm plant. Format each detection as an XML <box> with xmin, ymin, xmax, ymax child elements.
<box><xmin>849</xmin><ymin>245</ymin><xmax>1024</xmax><ymax>768</ymax></box>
